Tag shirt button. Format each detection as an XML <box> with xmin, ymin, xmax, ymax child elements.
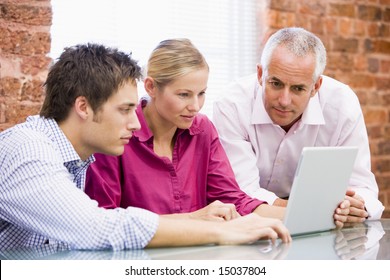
<box><xmin>174</xmin><ymin>195</ymin><xmax>180</xmax><ymax>200</ymax></box>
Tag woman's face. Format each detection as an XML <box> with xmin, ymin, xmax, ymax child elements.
<box><xmin>152</xmin><ymin>68</ymin><xmax>209</xmax><ymax>129</ymax></box>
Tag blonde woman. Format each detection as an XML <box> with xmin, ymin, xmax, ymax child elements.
<box><xmin>86</xmin><ymin>39</ymin><xmax>286</xmax><ymax>222</ymax></box>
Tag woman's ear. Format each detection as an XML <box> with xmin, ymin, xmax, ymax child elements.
<box><xmin>144</xmin><ymin>77</ymin><xmax>157</xmax><ymax>98</ymax></box>
<box><xmin>74</xmin><ymin>96</ymin><xmax>90</xmax><ymax>120</ymax></box>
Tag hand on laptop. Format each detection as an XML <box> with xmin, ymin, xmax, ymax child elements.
<box><xmin>344</xmin><ymin>189</ymin><xmax>369</xmax><ymax>222</ymax></box>
<box><xmin>334</xmin><ymin>189</ymin><xmax>368</xmax><ymax>228</ymax></box>
<box><xmin>216</xmin><ymin>214</ymin><xmax>292</xmax><ymax>245</ymax></box>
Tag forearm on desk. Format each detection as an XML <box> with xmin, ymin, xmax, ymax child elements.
<box><xmin>253</xmin><ymin>203</ymin><xmax>285</xmax><ymax>220</ymax></box>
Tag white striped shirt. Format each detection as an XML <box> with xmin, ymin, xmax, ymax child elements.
<box><xmin>0</xmin><ymin>116</ymin><xmax>159</xmax><ymax>250</ymax></box>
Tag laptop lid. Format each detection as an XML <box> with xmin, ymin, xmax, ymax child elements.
<box><xmin>283</xmin><ymin>146</ymin><xmax>358</xmax><ymax>236</ymax></box>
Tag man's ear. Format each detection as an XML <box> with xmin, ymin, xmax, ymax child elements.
<box><xmin>144</xmin><ymin>77</ymin><xmax>156</xmax><ymax>97</ymax></box>
<box><xmin>74</xmin><ymin>96</ymin><xmax>89</xmax><ymax>120</ymax></box>
<box><xmin>311</xmin><ymin>76</ymin><xmax>323</xmax><ymax>97</ymax></box>
<box><xmin>256</xmin><ymin>64</ymin><xmax>263</xmax><ymax>86</ymax></box>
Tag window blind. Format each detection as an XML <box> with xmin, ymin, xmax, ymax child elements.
<box><xmin>51</xmin><ymin>0</ymin><xmax>258</xmax><ymax>117</ymax></box>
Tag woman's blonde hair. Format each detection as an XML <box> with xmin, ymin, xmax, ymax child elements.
<box><xmin>146</xmin><ymin>38</ymin><xmax>208</xmax><ymax>89</ymax></box>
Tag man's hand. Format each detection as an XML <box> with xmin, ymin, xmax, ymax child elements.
<box><xmin>149</xmin><ymin>212</ymin><xmax>292</xmax><ymax>248</ymax></box>
<box><xmin>334</xmin><ymin>189</ymin><xmax>368</xmax><ymax>228</ymax></box>
<box><xmin>189</xmin><ymin>200</ymin><xmax>240</xmax><ymax>221</ymax></box>
<box><xmin>216</xmin><ymin>213</ymin><xmax>292</xmax><ymax>245</ymax></box>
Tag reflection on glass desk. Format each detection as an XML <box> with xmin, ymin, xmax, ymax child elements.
<box><xmin>1</xmin><ymin>219</ymin><xmax>389</xmax><ymax>260</ymax></box>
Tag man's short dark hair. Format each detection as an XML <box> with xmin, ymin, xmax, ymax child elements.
<box><xmin>40</xmin><ymin>43</ymin><xmax>142</xmax><ymax>122</ymax></box>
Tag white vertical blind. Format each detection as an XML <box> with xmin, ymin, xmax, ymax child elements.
<box><xmin>50</xmin><ymin>0</ymin><xmax>258</xmax><ymax>117</ymax></box>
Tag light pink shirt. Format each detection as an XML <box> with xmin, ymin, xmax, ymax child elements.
<box><xmin>213</xmin><ymin>74</ymin><xmax>384</xmax><ymax>219</ymax></box>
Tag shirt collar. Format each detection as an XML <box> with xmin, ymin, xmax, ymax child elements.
<box><xmin>251</xmin><ymin>82</ymin><xmax>325</xmax><ymax>125</ymax></box>
<box><xmin>133</xmin><ymin>99</ymin><xmax>154</xmax><ymax>142</ymax></box>
<box><xmin>133</xmin><ymin>98</ymin><xmax>203</xmax><ymax>142</ymax></box>
<box><xmin>42</xmin><ymin>116</ymin><xmax>95</xmax><ymax>165</ymax></box>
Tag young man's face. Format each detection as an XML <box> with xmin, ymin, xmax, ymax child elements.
<box><xmin>85</xmin><ymin>81</ymin><xmax>141</xmax><ymax>156</ymax></box>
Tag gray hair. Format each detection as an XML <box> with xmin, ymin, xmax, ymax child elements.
<box><xmin>260</xmin><ymin>27</ymin><xmax>327</xmax><ymax>81</ymax></box>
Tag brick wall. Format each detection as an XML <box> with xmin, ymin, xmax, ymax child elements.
<box><xmin>0</xmin><ymin>0</ymin><xmax>52</xmax><ymax>131</ymax></box>
<box><xmin>258</xmin><ymin>0</ymin><xmax>390</xmax><ymax>217</ymax></box>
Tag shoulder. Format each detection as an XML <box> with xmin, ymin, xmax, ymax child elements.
<box><xmin>320</xmin><ymin>76</ymin><xmax>359</xmax><ymax>103</ymax></box>
<box><xmin>215</xmin><ymin>73</ymin><xmax>258</xmax><ymax>106</ymax></box>
<box><xmin>319</xmin><ymin>75</ymin><xmax>361</xmax><ymax>116</ymax></box>
<box><xmin>0</xmin><ymin>117</ymin><xmax>60</xmax><ymax>164</ymax></box>
<box><xmin>192</xmin><ymin>113</ymin><xmax>215</xmax><ymax>130</ymax></box>
<box><xmin>190</xmin><ymin>114</ymin><xmax>218</xmax><ymax>137</ymax></box>
<box><xmin>213</xmin><ymin>74</ymin><xmax>258</xmax><ymax>123</ymax></box>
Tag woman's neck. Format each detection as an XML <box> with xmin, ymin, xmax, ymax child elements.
<box><xmin>143</xmin><ymin>102</ymin><xmax>177</xmax><ymax>159</ymax></box>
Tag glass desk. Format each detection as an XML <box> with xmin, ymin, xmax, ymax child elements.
<box><xmin>1</xmin><ymin>219</ymin><xmax>389</xmax><ymax>260</ymax></box>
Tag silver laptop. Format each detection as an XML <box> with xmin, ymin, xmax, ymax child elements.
<box><xmin>283</xmin><ymin>146</ymin><xmax>358</xmax><ymax>236</ymax></box>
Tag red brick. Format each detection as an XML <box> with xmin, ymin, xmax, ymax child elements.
<box><xmin>368</xmin><ymin>57</ymin><xmax>380</xmax><ymax>73</ymax></box>
<box><xmin>374</xmin><ymin>40</ymin><xmax>390</xmax><ymax>54</ymax></box>
<box><xmin>358</xmin><ymin>5</ymin><xmax>383</xmax><ymax>21</ymax></box>
<box><xmin>324</xmin><ymin>18</ymin><xmax>338</xmax><ymax>35</ymax></box>
<box><xmin>382</xmin><ymin>93</ymin><xmax>390</xmax><ymax>106</ymax></box>
<box><xmin>267</xmin><ymin>10</ymin><xmax>296</xmax><ymax>29</ymax></box>
<box><xmin>364</xmin><ymin>107</ymin><xmax>388</xmax><ymax>124</ymax></box>
<box><xmin>384</xmin><ymin>8</ymin><xmax>390</xmax><ymax>22</ymax></box>
<box><xmin>354</xmin><ymin>55</ymin><xmax>368</xmax><ymax>71</ymax></box>
<box><xmin>376</xmin><ymin>77</ymin><xmax>390</xmax><ymax>90</ymax></box>
<box><xmin>376</xmin><ymin>174</ymin><xmax>390</xmax><ymax>190</ymax></box>
<box><xmin>0</xmin><ymin>3</ymin><xmax>52</xmax><ymax>26</ymax></box>
<box><xmin>0</xmin><ymin>102</ymin><xmax>6</xmax><ymax>124</ymax></box>
<box><xmin>332</xmin><ymin>37</ymin><xmax>359</xmax><ymax>53</ymax></box>
<box><xmin>367</xmin><ymin>124</ymin><xmax>383</xmax><ymax>139</ymax></box>
<box><xmin>349</xmin><ymin>73</ymin><xmax>376</xmax><ymax>89</ymax></box>
<box><xmin>372</xmin><ymin>157</ymin><xmax>390</xmax><ymax>173</ymax></box>
<box><xmin>0</xmin><ymin>77</ymin><xmax>22</xmax><ymax>98</ymax></box>
<box><xmin>355</xmin><ymin>89</ymin><xmax>368</xmax><ymax>105</ymax></box>
<box><xmin>381</xmin><ymin>59</ymin><xmax>390</xmax><ymax>72</ymax></box>
<box><xmin>269</xmin><ymin>0</ymin><xmax>297</xmax><ymax>12</ymax></box>
<box><xmin>298</xmin><ymin>0</ymin><xmax>326</xmax><ymax>16</ymax></box>
<box><xmin>295</xmin><ymin>15</ymin><xmax>311</xmax><ymax>31</ymax></box>
<box><xmin>384</xmin><ymin>124</ymin><xmax>390</xmax><ymax>138</ymax></box>
<box><xmin>378</xmin><ymin>140</ymin><xmax>390</xmax><ymax>156</ymax></box>
<box><xmin>3</xmin><ymin>102</ymin><xmax>41</xmax><ymax>126</ymax></box>
<box><xmin>309</xmin><ymin>17</ymin><xmax>325</xmax><ymax>35</ymax></box>
<box><xmin>0</xmin><ymin>28</ymin><xmax>51</xmax><ymax>56</ymax></box>
<box><xmin>367</xmin><ymin>22</ymin><xmax>390</xmax><ymax>37</ymax></box>
<box><xmin>329</xmin><ymin>3</ymin><xmax>356</xmax><ymax>18</ymax></box>
<box><xmin>20</xmin><ymin>80</ymin><xmax>45</xmax><ymax>102</ymax></box>
<box><xmin>381</xmin><ymin>209</ymin><xmax>390</xmax><ymax>218</ymax></box>
<box><xmin>340</xmin><ymin>18</ymin><xmax>353</xmax><ymax>36</ymax></box>
<box><xmin>21</xmin><ymin>55</ymin><xmax>51</xmax><ymax>75</ymax></box>
<box><xmin>328</xmin><ymin>52</ymin><xmax>354</xmax><ymax>71</ymax></box>
<box><xmin>353</xmin><ymin>20</ymin><xmax>366</xmax><ymax>36</ymax></box>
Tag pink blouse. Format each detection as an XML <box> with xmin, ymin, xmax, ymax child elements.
<box><xmin>85</xmin><ymin>100</ymin><xmax>264</xmax><ymax>215</ymax></box>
